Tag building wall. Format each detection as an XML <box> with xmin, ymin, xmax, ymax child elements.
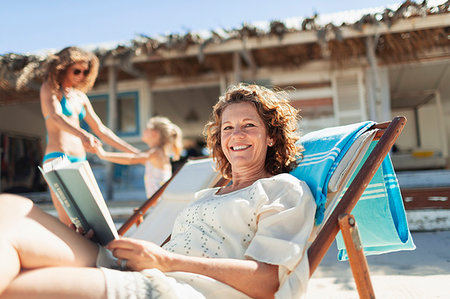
<box><xmin>1</xmin><ymin>54</ymin><xmax>449</xmax><ymax>194</ymax></box>
<box><xmin>0</xmin><ymin>62</ymin><xmax>447</xmax><ymax>161</ymax></box>
<box><xmin>0</xmin><ymin>102</ymin><xmax>47</xmax><ymax>192</ymax></box>
<box><xmin>0</xmin><ymin>102</ymin><xmax>46</xmax><ymax>147</ymax></box>
<box><xmin>90</xmin><ymin>78</ymin><xmax>151</xmax><ymax>145</ymax></box>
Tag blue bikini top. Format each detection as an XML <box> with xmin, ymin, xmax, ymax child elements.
<box><xmin>61</xmin><ymin>95</ymin><xmax>86</xmax><ymax>120</ymax></box>
<box><xmin>45</xmin><ymin>95</ymin><xmax>86</xmax><ymax>121</ymax></box>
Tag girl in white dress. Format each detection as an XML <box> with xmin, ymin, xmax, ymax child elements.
<box><xmin>95</xmin><ymin>116</ymin><xmax>183</xmax><ymax>198</ymax></box>
<box><xmin>0</xmin><ymin>84</ymin><xmax>316</xmax><ymax>299</ymax></box>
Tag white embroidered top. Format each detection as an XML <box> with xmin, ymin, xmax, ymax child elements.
<box><xmin>143</xmin><ymin>173</ymin><xmax>316</xmax><ymax>299</ymax></box>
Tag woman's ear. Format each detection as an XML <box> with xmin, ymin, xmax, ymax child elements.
<box><xmin>267</xmin><ymin>137</ymin><xmax>274</xmax><ymax>147</ymax></box>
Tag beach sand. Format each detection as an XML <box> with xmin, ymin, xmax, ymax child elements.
<box><xmin>307</xmin><ymin>230</ymin><xmax>450</xmax><ymax>298</ymax></box>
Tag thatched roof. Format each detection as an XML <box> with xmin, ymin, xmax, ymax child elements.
<box><xmin>1</xmin><ymin>0</ymin><xmax>449</xmax><ymax>105</ymax></box>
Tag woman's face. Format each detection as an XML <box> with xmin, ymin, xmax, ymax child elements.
<box><xmin>220</xmin><ymin>102</ymin><xmax>273</xmax><ymax>174</ymax></box>
<box><xmin>65</xmin><ymin>61</ymin><xmax>89</xmax><ymax>87</ymax></box>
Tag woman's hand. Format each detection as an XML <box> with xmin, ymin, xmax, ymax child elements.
<box><xmin>106</xmin><ymin>237</ymin><xmax>174</xmax><ymax>272</ymax></box>
<box><xmin>108</xmin><ymin>237</ymin><xmax>279</xmax><ymax>298</ymax></box>
<box><xmin>94</xmin><ymin>144</ymin><xmax>106</xmax><ymax>158</ymax></box>
<box><xmin>80</xmin><ymin>132</ymin><xmax>102</xmax><ymax>153</ymax></box>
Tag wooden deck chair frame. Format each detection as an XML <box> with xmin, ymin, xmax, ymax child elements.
<box><xmin>307</xmin><ymin>116</ymin><xmax>407</xmax><ymax>298</ymax></box>
<box><xmin>119</xmin><ymin>116</ymin><xmax>407</xmax><ymax>299</ymax></box>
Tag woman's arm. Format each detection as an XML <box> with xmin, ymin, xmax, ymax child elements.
<box><xmin>40</xmin><ymin>85</ymin><xmax>101</xmax><ymax>151</ymax></box>
<box><xmin>95</xmin><ymin>146</ymin><xmax>151</xmax><ymax>165</ymax></box>
<box><xmin>82</xmin><ymin>95</ymin><xmax>140</xmax><ymax>154</ymax></box>
<box><xmin>169</xmin><ymin>253</ymin><xmax>279</xmax><ymax>299</ymax></box>
<box><xmin>107</xmin><ymin>238</ymin><xmax>279</xmax><ymax>299</ymax></box>
<box><xmin>96</xmin><ymin>146</ymin><xmax>169</xmax><ymax>169</ymax></box>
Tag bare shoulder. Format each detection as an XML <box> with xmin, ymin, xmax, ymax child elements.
<box><xmin>146</xmin><ymin>147</ymin><xmax>169</xmax><ymax>167</ymax></box>
<box><xmin>40</xmin><ymin>82</ymin><xmax>61</xmax><ymax>106</ymax></box>
<box><xmin>40</xmin><ymin>81</ymin><xmax>52</xmax><ymax>99</ymax></box>
<box><xmin>147</xmin><ymin>147</ymin><xmax>165</xmax><ymax>159</ymax></box>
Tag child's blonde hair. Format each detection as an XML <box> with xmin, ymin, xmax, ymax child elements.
<box><xmin>147</xmin><ymin>116</ymin><xmax>183</xmax><ymax>160</ymax></box>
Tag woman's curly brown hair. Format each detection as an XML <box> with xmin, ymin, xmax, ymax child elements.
<box><xmin>43</xmin><ymin>46</ymin><xmax>99</xmax><ymax>94</ymax></box>
<box><xmin>204</xmin><ymin>84</ymin><xmax>303</xmax><ymax>179</ymax></box>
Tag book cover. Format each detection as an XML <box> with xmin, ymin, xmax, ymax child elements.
<box><xmin>39</xmin><ymin>157</ymin><xmax>119</xmax><ymax>245</ymax></box>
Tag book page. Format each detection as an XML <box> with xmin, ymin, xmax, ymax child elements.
<box><xmin>42</xmin><ymin>156</ymin><xmax>71</xmax><ymax>172</ymax></box>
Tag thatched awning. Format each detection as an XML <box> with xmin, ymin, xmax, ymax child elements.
<box><xmin>1</xmin><ymin>0</ymin><xmax>449</xmax><ymax>105</ymax></box>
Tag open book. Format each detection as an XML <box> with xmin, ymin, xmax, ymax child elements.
<box><xmin>39</xmin><ymin>157</ymin><xmax>119</xmax><ymax>246</ymax></box>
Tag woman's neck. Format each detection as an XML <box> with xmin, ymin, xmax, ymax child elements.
<box><xmin>61</xmin><ymin>84</ymin><xmax>72</xmax><ymax>94</ymax></box>
<box><xmin>221</xmin><ymin>168</ymin><xmax>272</xmax><ymax>194</ymax></box>
<box><xmin>61</xmin><ymin>77</ymin><xmax>74</xmax><ymax>93</ymax></box>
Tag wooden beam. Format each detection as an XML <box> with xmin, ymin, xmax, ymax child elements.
<box><xmin>129</xmin><ymin>14</ymin><xmax>450</xmax><ymax>62</ymax></box>
<box><xmin>119</xmin><ymin>64</ymin><xmax>147</xmax><ymax>78</ymax></box>
<box><xmin>402</xmin><ymin>187</ymin><xmax>450</xmax><ymax>210</ymax></box>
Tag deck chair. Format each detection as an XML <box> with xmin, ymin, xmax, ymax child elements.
<box><xmin>295</xmin><ymin>116</ymin><xmax>414</xmax><ymax>297</ymax></box>
<box><xmin>118</xmin><ymin>157</ymin><xmax>228</xmax><ymax>244</ymax></box>
<box><xmin>118</xmin><ymin>116</ymin><xmax>413</xmax><ymax>298</ymax></box>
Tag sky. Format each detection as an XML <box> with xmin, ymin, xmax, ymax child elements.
<box><xmin>0</xmin><ymin>0</ymin><xmax>433</xmax><ymax>56</ymax></box>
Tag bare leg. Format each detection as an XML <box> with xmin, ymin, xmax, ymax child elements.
<box><xmin>2</xmin><ymin>267</ymin><xmax>106</xmax><ymax>299</ymax></box>
<box><xmin>49</xmin><ymin>188</ymin><xmax>72</xmax><ymax>225</ymax></box>
<box><xmin>0</xmin><ymin>194</ymin><xmax>98</xmax><ymax>295</ymax></box>
<box><xmin>44</xmin><ymin>156</ymin><xmax>71</xmax><ymax>225</ymax></box>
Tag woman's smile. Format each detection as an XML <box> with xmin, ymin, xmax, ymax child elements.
<box><xmin>231</xmin><ymin>144</ymin><xmax>251</xmax><ymax>151</ymax></box>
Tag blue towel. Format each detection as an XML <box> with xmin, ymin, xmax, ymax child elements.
<box><xmin>290</xmin><ymin>121</ymin><xmax>375</xmax><ymax>224</ymax></box>
<box><xmin>335</xmin><ymin>141</ymin><xmax>415</xmax><ymax>260</ymax></box>
<box><xmin>290</xmin><ymin>121</ymin><xmax>415</xmax><ymax>260</ymax></box>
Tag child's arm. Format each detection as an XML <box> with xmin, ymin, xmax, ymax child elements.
<box><xmin>95</xmin><ymin>146</ymin><xmax>148</xmax><ymax>165</ymax></box>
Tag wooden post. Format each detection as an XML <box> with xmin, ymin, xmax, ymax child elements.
<box><xmin>366</xmin><ymin>35</ymin><xmax>379</xmax><ymax>121</ymax></box>
<box><xmin>338</xmin><ymin>214</ymin><xmax>375</xmax><ymax>299</ymax></box>
<box><xmin>233</xmin><ymin>51</ymin><xmax>242</xmax><ymax>83</ymax></box>
<box><xmin>219</xmin><ymin>74</ymin><xmax>227</xmax><ymax>95</ymax></box>
<box><xmin>435</xmin><ymin>91</ymin><xmax>449</xmax><ymax>159</ymax></box>
<box><xmin>106</xmin><ymin>65</ymin><xmax>118</xmax><ymax>201</ymax></box>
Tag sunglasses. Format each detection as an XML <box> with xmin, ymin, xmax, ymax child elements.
<box><xmin>73</xmin><ymin>68</ymin><xmax>90</xmax><ymax>76</ymax></box>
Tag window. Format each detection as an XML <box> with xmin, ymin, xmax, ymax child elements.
<box><xmin>85</xmin><ymin>91</ymin><xmax>139</xmax><ymax>136</ymax></box>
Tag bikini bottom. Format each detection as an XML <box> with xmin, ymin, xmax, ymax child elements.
<box><xmin>42</xmin><ymin>151</ymin><xmax>87</xmax><ymax>163</ymax></box>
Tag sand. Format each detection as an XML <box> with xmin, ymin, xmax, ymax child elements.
<box><xmin>307</xmin><ymin>230</ymin><xmax>450</xmax><ymax>298</ymax></box>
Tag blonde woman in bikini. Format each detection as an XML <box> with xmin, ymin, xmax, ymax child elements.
<box><xmin>40</xmin><ymin>46</ymin><xmax>140</xmax><ymax>225</ymax></box>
